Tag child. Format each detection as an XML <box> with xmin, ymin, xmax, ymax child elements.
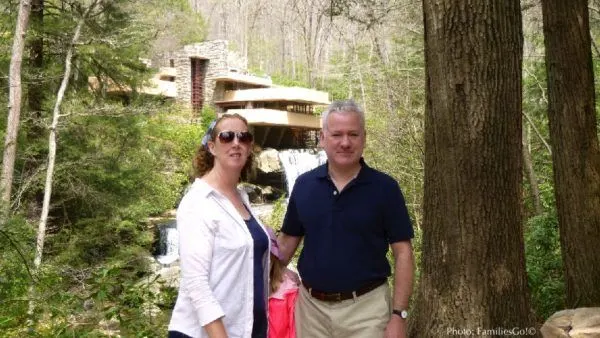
<box><xmin>266</xmin><ymin>227</ymin><xmax>299</xmax><ymax>338</ymax></box>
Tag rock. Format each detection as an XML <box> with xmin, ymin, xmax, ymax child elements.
<box><xmin>83</xmin><ymin>298</ymin><xmax>95</xmax><ymax>311</ymax></box>
<box><xmin>541</xmin><ymin>307</ymin><xmax>600</xmax><ymax>338</ymax></box>
<box><xmin>241</xmin><ymin>183</ymin><xmax>263</xmax><ymax>203</ymax></box>
<box><xmin>241</xmin><ymin>183</ymin><xmax>285</xmax><ymax>203</ymax></box>
<box><xmin>252</xmin><ymin>203</ymin><xmax>276</xmax><ymax>223</ymax></box>
<box><xmin>256</xmin><ymin>148</ymin><xmax>282</xmax><ymax>173</ymax></box>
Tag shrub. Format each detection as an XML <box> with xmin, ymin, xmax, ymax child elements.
<box><xmin>525</xmin><ymin>212</ymin><xmax>565</xmax><ymax>321</ymax></box>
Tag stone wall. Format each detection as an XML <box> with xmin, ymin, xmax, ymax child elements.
<box><xmin>173</xmin><ymin>40</ymin><xmax>248</xmax><ymax>110</ymax></box>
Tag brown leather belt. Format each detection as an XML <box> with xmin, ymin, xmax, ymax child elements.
<box><xmin>302</xmin><ymin>278</ymin><xmax>387</xmax><ymax>302</ymax></box>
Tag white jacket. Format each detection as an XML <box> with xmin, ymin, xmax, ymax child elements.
<box><xmin>168</xmin><ymin>178</ymin><xmax>271</xmax><ymax>338</ymax></box>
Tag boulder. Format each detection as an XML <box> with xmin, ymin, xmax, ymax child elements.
<box><xmin>256</xmin><ymin>148</ymin><xmax>282</xmax><ymax>173</ymax></box>
<box><xmin>541</xmin><ymin>307</ymin><xmax>600</xmax><ymax>338</ymax></box>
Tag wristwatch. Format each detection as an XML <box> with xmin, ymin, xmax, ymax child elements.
<box><xmin>392</xmin><ymin>309</ymin><xmax>408</xmax><ymax>319</ymax></box>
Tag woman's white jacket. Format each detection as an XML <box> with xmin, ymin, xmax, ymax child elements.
<box><xmin>168</xmin><ymin>178</ymin><xmax>271</xmax><ymax>338</ymax></box>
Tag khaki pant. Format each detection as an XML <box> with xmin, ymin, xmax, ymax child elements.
<box><xmin>295</xmin><ymin>283</ymin><xmax>391</xmax><ymax>338</ymax></box>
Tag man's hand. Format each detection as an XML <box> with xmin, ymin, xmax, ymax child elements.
<box><xmin>384</xmin><ymin>315</ymin><xmax>407</xmax><ymax>338</ymax></box>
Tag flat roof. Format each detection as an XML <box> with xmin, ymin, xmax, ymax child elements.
<box><xmin>210</xmin><ymin>72</ymin><xmax>272</xmax><ymax>87</ymax></box>
<box><xmin>88</xmin><ymin>76</ymin><xmax>176</xmax><ymax>98</ymax></box>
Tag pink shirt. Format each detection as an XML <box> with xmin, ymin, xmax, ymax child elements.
<box><xmin>268</xmin><ymin>271</ymin><xmax>299</xmax><ymax>338</ymax></box>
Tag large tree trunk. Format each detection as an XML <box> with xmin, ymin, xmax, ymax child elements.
<box><xmin>541</xmin><ymin>0</ymin><xmax>600</xmax><ymax>307</ymax></box>
<box><xmin>1</xmin><ymin>0</ymin><xmax>32</xmax><ymax>206</ymax></box>
<box><xmin>411</xmin><ymin>1</ymin><xmax>535</xmax><ymax>335</ymax></box>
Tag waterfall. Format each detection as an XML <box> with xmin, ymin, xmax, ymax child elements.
<box><xmin>278</xmin><ymin>149</ymin><xmax>327</xmax><ymax>195</ymax></box>
<box><xmin>153</xmin><ymin>149</ymin><xmax>326</xmax><ymax>265</ymax></box>
<box><xmin>156</xmin><ymin>220</ymin><xmax>179</xmax><ymax>265</ymax></box>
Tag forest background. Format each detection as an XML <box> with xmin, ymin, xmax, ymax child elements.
<box><xmin>0</xmin><ymin>0</ymin><xmax>599</xmax><ymax>336</ymax></box>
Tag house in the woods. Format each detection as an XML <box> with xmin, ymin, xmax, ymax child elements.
<box><xmin>90</xmin><ymin>40</ymin><xmax>329</xmax><ymax>149</ymax></box>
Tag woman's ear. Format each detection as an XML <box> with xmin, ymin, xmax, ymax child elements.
<box><xmin>208</xmin><ymin>141</ymin><xmax>216</xmax><ymax>156</ymax></box>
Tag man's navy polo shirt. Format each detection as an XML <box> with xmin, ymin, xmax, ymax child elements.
<box><xmin>281</xmin><ymin>159</ymin><xmax>414</xmax><ymax>293</ymax></box>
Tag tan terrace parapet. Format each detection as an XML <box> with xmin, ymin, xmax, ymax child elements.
<box><xmin>215</xmin><ymin>87</ymin><xmax>330</xmax><ymax>105</ymax></box>
<box><xmin>221</xmin><ymin>108</ymin><xmax>322</xmax><ymax>130</ymax></box>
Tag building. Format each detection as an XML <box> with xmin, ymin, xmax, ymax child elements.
<box><xmin>91</xmin><ymin>40</ymin><xmax>329</xmax><ymax>149</ymax></box>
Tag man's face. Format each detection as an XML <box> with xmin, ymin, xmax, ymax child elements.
<box><xmin>319</xmin><ymin>112</ymin><xmax>365</xmax><ymax>169</ymax></box>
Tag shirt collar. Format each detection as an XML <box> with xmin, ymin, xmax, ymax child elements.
<box><xmin>194</xmin><ymin>177</ymin><xmax>246</xmax><ymax>199</ymax></box>
<box><xmin>317</xmin><ymin>157</ymin><xmax>371</xmax><ymax>183</ymax></box>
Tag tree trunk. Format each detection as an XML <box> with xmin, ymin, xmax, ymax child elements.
<box><xmin>27</xmin><ymin>0</ymin><xmax>44</xmax><ymax>122</ymax></box>
<box><xmin>541</xmin><ymin>0</ymin><xmax>600</xmax><ymax>307</ymax></box>
<box><xmin>1</xmin><ymin>0</ymin><xmax>32</xmax><ymax>207</ymax></box>
<box><xmin>28</xmin><ymin>4</ymin><xmax>92</xmax><ymax>322</ymax></box>
<box><xmin>412</xmin><ymin>1</ymin><xmax>536</xmax><ymax>335</ymax></box>
<box><xmin>25</xmin><ymin>0</ymin><xmax>45</xmax><ymax>219</ymax></box>
<box><xmin>523</xmin><ymin>127</ymin><xmax>543</xmax><ymax>216</ymax></box>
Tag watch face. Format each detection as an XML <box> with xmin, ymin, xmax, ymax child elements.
<box><xmin>393</xmin><ymin>309</ymin><xmax>409</xmax><ymax>319</ymax></box>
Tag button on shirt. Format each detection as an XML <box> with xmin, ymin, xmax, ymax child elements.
<box><xmin>281</xmin><ymin>159</ymin><xmax>414</xmax><ymax>293</ymax></box>
<box><xmin>168</xmin><ymin>179</ymin><xmax>271</xmax><ymax>338</ymax></box>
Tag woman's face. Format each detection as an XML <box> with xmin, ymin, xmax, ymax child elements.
<box><xmin>208</xmin><ymin>117</ymin><xmax>253</xmax><ymax>172</ymax></box>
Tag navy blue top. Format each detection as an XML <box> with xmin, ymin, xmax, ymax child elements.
<box><xmin>281</xmin><ymin>159</ymin><xmax>414</xmax><ymax>293</ymax></box>
<box><xmin>244</xmin><ymin>214</ymin><xmax>268</xmax><ymax>312</ymax></box>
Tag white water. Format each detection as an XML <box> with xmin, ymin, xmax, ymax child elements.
<box><xmin>278</xmin><ymin>149</ymin><xmax>327</xmax><ymax>196</ymax></box>
<box><xmin>156</xmin><ymin>220</ymin><xmax>179</xmax><ymax>265</ymax></box>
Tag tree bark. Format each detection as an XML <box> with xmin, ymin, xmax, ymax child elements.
<box><xmin>412</xmin><ymin>0</ymin><xmax>536</xmax><ymax>335</ymax></box>
<box><xmin>541</xmin><ymin>0</ymin><xmax>600</xmax><ymax>307</ymax></box>
<box><xmin>27</xmin><ymin>0</ymin><xmax>44</xmax><ymax>123</ymax></box>
<box><xmin>25</xmin><ymin>0</ymin><xmax>45</xmax><ymax>219</ymax></box>
<box><xmin>1</xmin><ymin>0</ymin><xmax>32</xmax><ymax>207</ymax></box>
<box><xmin>28</xmin><ymin>2</ymin><xmax>94</xmax><ymax>322</ymax></box>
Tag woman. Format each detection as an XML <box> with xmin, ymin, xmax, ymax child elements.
<box><xmin>168</xmin><ymin>113</ymin><xmax>270</xmax><ymax>338</ymax></box>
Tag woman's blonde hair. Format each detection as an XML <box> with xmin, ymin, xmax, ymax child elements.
<box><xmin>193</xmin><ymin>113</ymin><xmax>256</xmax><ymax>181</ymax></box>
<box><xmin>270</xmin><ymin>254</ymin><xmax>287</xmax><ymax>295</ymax></box>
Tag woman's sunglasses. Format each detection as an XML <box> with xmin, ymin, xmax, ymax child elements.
<box><xmin>217</xmin><ymin>131</ymin><xmax>253</xmax><ymax>144</ymax></box>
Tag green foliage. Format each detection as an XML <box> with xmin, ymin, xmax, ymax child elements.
<box><xmin>0</xmin><ymin>101</ymin><xmax>200</xmax><ymax>334</ymax></box>
<box><xmin>134</xmin><ymin>0</ymin><xmax>207</xmax><ymax>55</ymax></box>
<box><xmin>267</xmin><ymin>196</ymin><xmax>304</xmax><ymax>266</ymax></box>
<box><xmin>268</xmin><ymin>72</ymin><xmax>310</xmax><ymax>88</ymax></box>
<box><xmin>200</xmin><ymin>105</ymin><xmax>217</xmax><ymax>130</ymax></box>
<box><xmin>0</xmin><ymin>0</ymin><xmax>210</xmax><ymax>332</ymax></box>
<box><xmin>267</xmin><ymin>196</ymin><xmax>287</xmax><ymax>231</ymax></box>
<box><xmin>525</xmin><ymin>212</ymin><xmax>565</xmax><ymax>321</ymax></box>
<box><xmin>88</xmin><ymin>265</ymin><xmax>174</xmax><ymax>337</ymax></box>
<box><xmin>0</xmin><ymin>216</ymin><xmax>35</xmax><ymax>332</ymax></box>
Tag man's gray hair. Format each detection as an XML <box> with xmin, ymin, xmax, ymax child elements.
<box><xmin>321</xmin><ymin>99</ymin><xmax>365</xmax><ymax>131</ymax></box>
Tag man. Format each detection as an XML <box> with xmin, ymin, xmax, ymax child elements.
<box><xmin>278</xmin><ymin>100</ymin><xmax>415</xmax><ymax>338</ymax></box>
